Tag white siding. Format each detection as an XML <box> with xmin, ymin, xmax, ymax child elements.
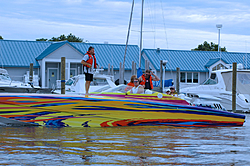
<box><xmin>46</xmin><ymin>44</ymin><xmax>83</xmax><ymax>60</ymax></box>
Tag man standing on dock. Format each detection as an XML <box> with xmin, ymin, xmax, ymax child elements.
<box><xmin>81</xmin><ymin>46</ymin><xmax>97</xmax><ymax>95</ymax></box>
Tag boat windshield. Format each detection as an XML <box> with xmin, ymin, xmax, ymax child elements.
<box><xmin>103</xmin><ymin>85</ymin><xmax>128</xmax><ymax>93</ymax></box>
<box><xmin>65</xmin><ymin>77</ymin><xmax>75</xmax><ymax>86</ymax></box>
<box><xmin>222</xmin><ymin>71</ymin><xmax>250</xmax><ymax>94</ymax></box>
<box><xmin>0</xmin><ymin>73</ymin><xmax>11</xmax><ymax>81</ymax></box>
<box><xmin>92</xmin><ymin>85</ymin><xmax>113</xmax><ymax>93</ymax></box>
<box><xmin>91</xmin><ymin>78</ymin><xmax>109</xmax><ymax>86</ymax></box>
<box><xmin>202</xmin><ymin>73</ymin><xmax>218</xmax><ymax>85</ymax></box>
<box><xmin>203</xmin><ymin>78</ymin><xmax>217</xmax><ymax>85</ymax></box>
<box><xmin>101</xmin><ymin>84</ymin><xmax>155</xmax><ymax>95</ymax></box>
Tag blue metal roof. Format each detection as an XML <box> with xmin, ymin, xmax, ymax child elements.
<box><xmin>71</xmin><ymin>42</ymin><xmax>140</xmax><ymax>70</ymax></box>
<box><xmin>0</xmin><ymin>40</ymin><xmax>50</xmax><ymax>67</ymax></box>
<box><xmin>0</xmin><ymin>40</ymin><xmax>140</xmax><ymax>69</ymax></box>
<box><xmin>204</xmin><ymin>58</ymin><xmax>228</xmax><ymax>68</ymax></box>
<box><xmin>143</xmin><ymin>49</ymin><xmax>250</xmax><ymax>72</ymax></box>
<box><xmin>36</xmin><ymin>41</ymin><xmax>86</xmax><ymax>60</ymax></box>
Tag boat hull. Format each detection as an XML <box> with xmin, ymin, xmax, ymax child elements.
<box><xmin>0</xmin><ymin>93</ymin><xmax>245</xmax><ymax>127</ymax></box>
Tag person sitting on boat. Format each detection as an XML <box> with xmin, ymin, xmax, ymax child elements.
<box><xmin>170</xmin><ymin>86</ymin><xmax>177</xmax><ymax>96</ymax></box>
<box><xmin>165</xmin><ymin>89</ymin><xmax>170</xmax><ymax>95</ymax></box>
<box><xmin>125</xmin><ymin>75</ymin><xmax>136</xmax><ymax>91</ymax></box>
<box><xmin>139</xmin><ymin>70</ymin><xmax>159</xmax><ymax>90</ymax></box>
<box><xmin>130</xmin><ymin>78</ymin><xmax>144</xmax><ymax>94</ymax></box>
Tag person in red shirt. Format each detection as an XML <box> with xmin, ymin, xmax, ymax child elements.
<box><xmin>139</xmin><ymin>70</ymin><xmax>159</xmax><ymax>90</ymax></box>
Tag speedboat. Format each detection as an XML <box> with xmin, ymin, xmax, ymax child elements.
<box><xmin>0</xmin><ymin>90</ymin><xmax>245</xmax><ymax>127</ymax></box>
<box><xmin>180</xmin><ymin>68</ymin><xmax>250</xmax><ymax>112</ymax></box>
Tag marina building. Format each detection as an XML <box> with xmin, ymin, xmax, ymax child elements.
<box><xmin>0</xmin><ymin>39</ymin><xmax>249</xmax><ymax>88</ymax></box>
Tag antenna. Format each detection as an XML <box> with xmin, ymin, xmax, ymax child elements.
<box><xmin>216</xmin><ymin>24</ymin><xmax>222</xmax><ymax>61</ymax></box>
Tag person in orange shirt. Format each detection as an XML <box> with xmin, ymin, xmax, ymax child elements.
<box><xmin>125</xmin><ymin>75</ymin><xmax>136</xmax><ymax>92</ymax></box>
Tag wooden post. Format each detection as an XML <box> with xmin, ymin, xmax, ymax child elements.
<box><xmin>176</xmin><ymin>67</ymin><xmax>180</xmax><ymax>95</ymax></box>
<box><xmin>119</xmin><ymin>62</ymin><xmax>123</xmax><ymax>84</ymax></box>
<box><xmin>160</xmin><ymin>60</ymin><xmax>163</xmax><ymax>90</ymax></box>
<box><xmin>111</xmin><ymin>65</ymin><xmax>114</xmax><ymax>76</ymax></box>
<box><xmin>61</xmin><ymin>57</ymin><xmax>65</xmax><ymax>94</ymax></box>
<box><xmin>108</xmin><ymin>63</ymin><xmax>110</xmax><ymax>75</ymax></box>
<box><xmin>131</xmin><ymin>61</ymin><xmax>135</xmax><ymax>76</ymax></box>
<box><xmin>101</xmin><ymin>66</ymin><xmax>103</xmax><ymax>74</ymax></box>
<box><xmin>232</xmin><ymin>62</ymin><xmax>237</xmax><ymax>112</ymax></box>
<box><xmin>78</xmin><ymin>66</ymin><xmax>80</xmax><ymax>75</ymax></box>
<box><xmin>134</xmin><ymin>62</ymin><xmax>137</xmax><ymax>76</ymax></box>
<box><xmin>29</xmin><ymin>63</ymin><xmax>33</xmax><ymax>86</ymax></box>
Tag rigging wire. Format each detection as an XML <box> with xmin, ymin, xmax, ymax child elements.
<box><xmin>160</xmin><ymin>0</ymin><xmax>169</xmax><ymax>49</ymax></box>
<box><xmin>160</xmin><ymin>0</ymin><xmax>172</xmax><ymax>79</ymax></box>
<box><xmin>145</xmin><ymin>0</ymin><xmax>156</xmax><ymax>49</ymax></box>
<box><xmin>123</xmin><ymin>0</ymin><xmax>135</xmax><ymax>76</ymax></box>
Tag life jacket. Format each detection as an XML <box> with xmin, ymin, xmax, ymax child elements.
<box><xmin>127</xmin><ymin>82</ymin><xmax>134</xmax><ymax>87</ymax></box>
<box><xmin>83</xmin><ymin>51</ymin><xmax>97</xmax><ymax>68</ymax></box>
<box><xmin>140</xmin><ymin>74</ymin><xmax>153</xmax><ymax>90</ymax></box>
<box><xmin>125</xmin><ymin>82</ymin><xmax>134</xmax><ymax>91</ymax></box>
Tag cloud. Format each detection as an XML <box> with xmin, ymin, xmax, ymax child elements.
<box><xmin>0</xmin><ymin>0</ymin><xmax>250</xmax><ymax>53</ymax></box>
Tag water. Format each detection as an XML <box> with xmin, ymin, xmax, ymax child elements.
<box><xmin>0</xmin><ymin>115</ymin><xmax>250</xmax><ymax>166</ymax></box>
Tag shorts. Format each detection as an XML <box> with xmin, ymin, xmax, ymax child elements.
<box><xmin>85</xmin><ymin>73</ymin><xmax>93</xmax><ymax>81</ymax></box>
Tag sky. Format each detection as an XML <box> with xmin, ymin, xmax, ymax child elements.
<box><xmin>0</xmin><ymin>0</ymin><xmax>250</xmax><ymax>52</ymax></box>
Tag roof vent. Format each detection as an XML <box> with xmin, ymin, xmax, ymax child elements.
<box><xmin>156</xmin><ymin>48</ymin><xmax>160</xmax><ymax>53</ymax></box>
<box><xmin>104</xmin><ymin>41</ymin><xmax>108</xmax><ymax>44</ymax></box>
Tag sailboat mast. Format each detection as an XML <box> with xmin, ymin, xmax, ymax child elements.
<box><xmin>139</xmin><ymin>0</ymin><xmax>144</xmax><ymax>68</ymax></box>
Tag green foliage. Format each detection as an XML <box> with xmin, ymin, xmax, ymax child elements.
<box><xmin>192</xmin><ymin>41</ymin><xmax>227</xmax><ymax>52</ymax></box>
<box><xmin>0</xmin><ymin>35</ymin><xmax>3</xmax><ymax>40</ymax></box>
<box><xmin>36</xmin><ymin>33</ymin><xmax>86</xmax><ymax>43</ymax></box>
<box><xmin>36</xmin><ymin>38</ymin><xmax>47</xmax><ymax>41</ymax></box>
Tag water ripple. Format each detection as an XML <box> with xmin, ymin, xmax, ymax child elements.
<box><xmin>0</xmin><ymin>114</ymin><xmax>249</xmax><ymax>165</ymax></box>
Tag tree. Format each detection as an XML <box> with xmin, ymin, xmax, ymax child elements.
<box><xmin>36</xmin><ymin>33</ymin><xmax>87</xmax><ymax>43</ymax></box>
<box><xmin>192</xmin><ymin>41</ymin><xmax>227</xmax><ymax>52</ymax></box>
<box><xmin>0</xmin><ymin>35</ymin><xmax>3</xmax><ymax>40</ymax></box>
<box><xmin>36</xmin><ymin>38</ymin><xmax>47</xmax><ymax>41</ymax></box>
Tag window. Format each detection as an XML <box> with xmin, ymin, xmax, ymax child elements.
<box><xmin>180</xmin><ymin>72</ymin><xmax>199</xmax><ymax>83</ymax></box>
<box><xmin>212</xmin><ymin>63</ymin><xmax>228</xmax><ymax>71</ymax></box>
<box><xmin>180</xmin><ymin>73</ymin><xmax>185</xmax><ymax>82</ymax></box>
<box><xmin>187</xmin><ymin>73</ymin><xmax>192</xmax><ymax>83</ymax></box>
<box><xmin>193</xmin><ymin>73</ymin><xmax>198</xmax><ymax>83</ymax></box>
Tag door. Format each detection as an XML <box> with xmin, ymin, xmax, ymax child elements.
<box><xmin>48</xmin><ymin>69</ymin><xmax>58</xmax><ymax>89</ymax></box>
<box><xmin>70</xmin><ymin>69</ymin><xmax>76</xmax><ymax>78</ymax></box>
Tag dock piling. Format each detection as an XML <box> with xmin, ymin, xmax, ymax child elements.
<box><xmin>232</xmin><ymin>62</ymin><xmax>237</xmax><ymax>112</ymax></box>
<box><xmin>61</xmin><ymin>57</ymin><xmax>65</xmax><ymax>94</ymax></box>
<box><xmin>29</xmin><ymin>63</ymin><xmax>33</xmax><ymax>86</ymax></box>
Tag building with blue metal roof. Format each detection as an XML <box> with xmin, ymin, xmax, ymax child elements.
<box><xmin>0</xmin><ymin>40</ymin><xmax>140</xmax><ymax>88</ymax></box>
<box><xmin>142</xmin><ymin>48</ymin><xmax>250</xmax><ymax>88</ymax></box>
<box><xmin>1</xmin><ymin>39</ymin><xmax>250</xmax><ymax>89</ymax></box>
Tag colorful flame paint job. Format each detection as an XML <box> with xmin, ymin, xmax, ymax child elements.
<box><xmin>0</xmin><ymin>93</ymin><xmax>245</xmax><ymax>127</ymax></box>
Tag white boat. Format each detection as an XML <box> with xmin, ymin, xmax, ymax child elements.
<box><xmin>0</xmin><ymin>68</ymin><xmax>11</xmax><ymax>85</ymax></box>
<box><xmin>53</xmin><ymin>69</ymin><xmax>116</xmax><ymax>95</ymax></box>
<box><xmin>0</xmin><ymin>68</ymin><xmax>52</xmax><ymax>93</ymax></box>
<box><xmin>180</xmin><ymin>66</ymin><xmax>250</xmax><ymax>112</ymax></box>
